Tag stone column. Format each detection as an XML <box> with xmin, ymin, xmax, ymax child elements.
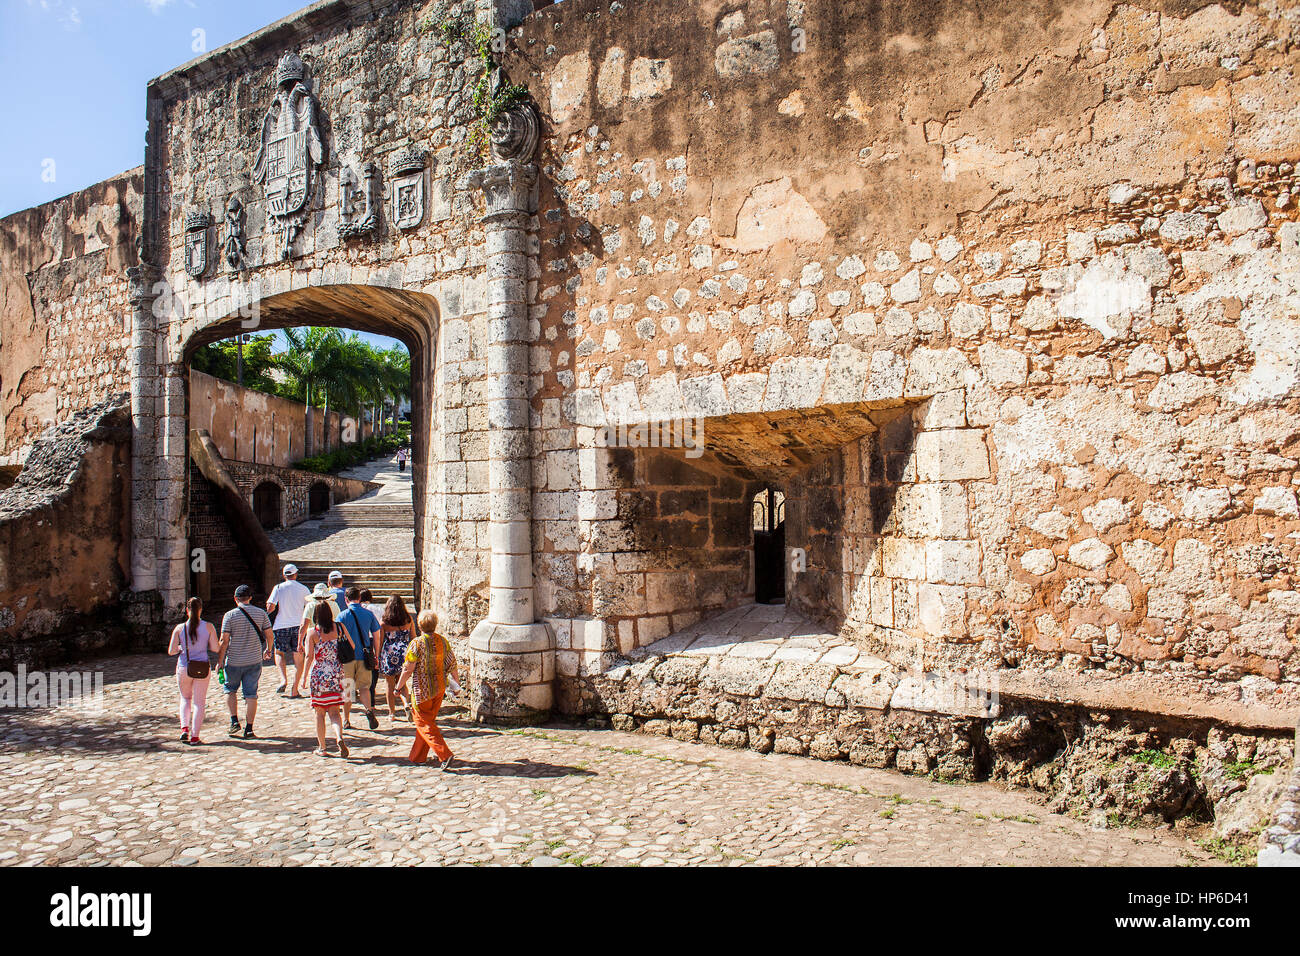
<box><xmin>462</xmin><ymin>100</ymin><xmax>554</xmax><ymax>724</ymax></box>
<box><xmin>156</xmin><ymin>361</ymin><xmax>190</xmax><ymax>612</ymax></box>
<box><xmin>126</xmin><ymin>263</ymin><xmax>161</xmax><ymax>595</ymax></box>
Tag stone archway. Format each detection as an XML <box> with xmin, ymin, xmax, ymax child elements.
<box><xmin>128</xmin><ymin>282</ymin><xmax>439</xmax><ymax>617</ymax></box>
<box><xmin>308</xmin><ymin>481</ymin><xmax>331</xmax><ymax>517</ymax></box>
<box><xmin>251</xmin><ymin>480</ymin><xmax>282</xmax><ymax>530</ymax></box>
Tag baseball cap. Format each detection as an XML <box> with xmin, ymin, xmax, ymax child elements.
<box><xmin>283</xmin><ymin>563</ymin><xmax>299</xmax><ymax>576</ymax></box>
<box><xmin>328</xmin><ymin>570</ymin><xmax>343</xmax><ymax>582</ymax></box>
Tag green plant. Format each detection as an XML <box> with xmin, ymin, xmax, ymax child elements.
<box><xmin>292</xmin><ymin>429</ymin><xmax>409</xmax><ymax>475</ymax></box>
<box><xmin>1131</xmin><ymin>749</ymin><xmax>1177</xmax><ymax>769</ymax></box>
<box><xmin>434</xmin><ymin>14</ymin><xmax>530</xmax><ymax>159</ymax></box>
<box><xmin>1224</xmin><ymin>760</ymin><xmax>1272</xmax><ymax>781</ymax></box>
<box><xmin>1197</xmin><ymin>834</ymin><xmax>1258</xmax><ymax>867</ymax></box>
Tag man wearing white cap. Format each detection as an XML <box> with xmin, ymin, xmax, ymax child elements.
<box><xmin>267</xmin><ymin>564</ymin><xmax>310</xmax><ymax>696</ymax></box>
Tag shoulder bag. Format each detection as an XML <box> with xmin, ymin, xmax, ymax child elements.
<box><xmin>236</xmin><ymin>604</ymin><xmax>268</xmax><ymax>650</ymax></box>
<box><xmin>181</xmin><ymin>622</ymin><xmax>210</xmax><ymax>680</ymax></box>
<box><xmin>335</xmin><ymin>608</ymin><xmax>357</xmax><ymax>664</ymax></box>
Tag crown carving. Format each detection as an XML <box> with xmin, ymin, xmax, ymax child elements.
<box><xmin>184</xmin><ymin>212</ymin><xmax>210</xmax><ymax>232</ymax></box>
<box><xmin>276</xmin><ymin>52</ymin><xmax>305</xmax><ymax>87</ymax></box>
<box><xmin>390</xmin><ymin>147</ymin><xmax>427</xmax><ymax>177</ymax></box>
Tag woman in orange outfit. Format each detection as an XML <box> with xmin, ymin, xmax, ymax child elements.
<box><xmin>395</xmin><ymin>609</ymin><xmax>460</xmax><ymax>769</ymax></box>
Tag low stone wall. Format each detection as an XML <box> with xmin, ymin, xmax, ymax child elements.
<box><xmin>1259</xmin><ymin>726</ymin><xmax>1300</xmax><ymax>866</ymax></box>
<box><xmin>220</xmin><ymin>459</ymin><xmax>377</xmax><ymax>529</ymax></box>
<box><xmin>560</xmin><ymin>653</ymin><xmax>1295</xmax><ymax>830</ymax></box>
<box><xmin>0</xmin><ymin>397</ymin><xmax>163</xmax><ymax>667</ymax></box>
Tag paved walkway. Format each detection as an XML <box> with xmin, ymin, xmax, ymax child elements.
<box><xmin>0</xmin><ymin>654</ymin><xmax>1217</xmax><ymax>866</ymax></box>
<box><xmin>336</xmin><ymin>452</ymin><xmax>412</xmax><ymax>504</ymax></box>
<box><xmin>625</xmin><ymin>603</ymin><xmax>886</xmax><ymax>673</ymax></box>
<box><xmin>269</xmin><ymin>452</ymin><xmax>413</xmax><ymax>563</ymax></box>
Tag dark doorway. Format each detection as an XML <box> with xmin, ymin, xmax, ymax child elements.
<box><xmin>308</xmin><ymin>481</ymin><xmax>331</xmax><ymax>517</ymax></box>
<box><xmin>752</xmin><ymin>487</ymin><xmax>786</xmax><ymax>605</ymax></box>
<box><xmin>252</xmin><ymin>481</ymin><xmax>282</xmax><ymax>530</ymax></box>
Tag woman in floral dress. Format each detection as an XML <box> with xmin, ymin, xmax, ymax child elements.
<box><xmin>377</xmin><ymin>594</ymin><xmax>415</xmax><ymax>720</ymax></box>
<box><xmin>303</xmin><ymin>600</ymin><xmax>348</xmax><ymax>757</ymax></box>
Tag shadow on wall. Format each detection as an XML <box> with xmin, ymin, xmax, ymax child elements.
<box><xmin>585</xmin><ymin>402</ymin><xmax>919</xmax><ymax>653</ymax></box>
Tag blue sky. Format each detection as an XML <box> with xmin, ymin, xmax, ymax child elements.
<box><xmin>1</xmin><ymin>0</ymin><xmax>404</xmax><ymax>351</ymax></box>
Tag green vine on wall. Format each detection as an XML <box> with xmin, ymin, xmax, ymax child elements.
<box><xmin>423</xmin><ymin>12</ymin><xmax>530</xmax><ymax>159</ymax></box>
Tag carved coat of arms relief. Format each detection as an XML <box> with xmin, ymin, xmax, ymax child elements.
<box><xmin>252</xmin><ymin>52</ymin><xmax>325</xmax><ymax>260</ymax></box>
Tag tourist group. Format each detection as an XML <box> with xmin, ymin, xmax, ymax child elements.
<box><xmin>166</xmin><ymin>564</ymin><xmax>458</xmax><ymax>767</ymax></box>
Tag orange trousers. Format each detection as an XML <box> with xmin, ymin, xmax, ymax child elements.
<box><xmin>409</xmin><ymin>694</ymin><xmax>452</xmax><ymax>764</ymax></box>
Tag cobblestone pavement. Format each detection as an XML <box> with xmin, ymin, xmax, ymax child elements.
<box><xmin>269</xmin><ymin>453</ymin><xmax>414</xmax><ymax>562</ymax></box>
<box><xmin>268</xmin><ymin>525</ymin><xmax>415</xmax><ymax>562</ymax></box>
<box><xmin>0</xmin><ymin>655</ymin><xmax>1219</xmax><ymax>866</ymax></box>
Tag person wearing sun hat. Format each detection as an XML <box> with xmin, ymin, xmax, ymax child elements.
<box><xmin>267</xmin><ymin>563</ymin><xmax>310</xmax><ymax>696</ymax></box>
<box><xmin>297</xmin><ymin>582</ymin><xmax>342</xmax><ymax>695</ymax></box>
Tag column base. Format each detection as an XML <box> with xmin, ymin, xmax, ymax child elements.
<box><xmin>468</xmin><ymin>619</ymin><xmax>554</xmax><ymax>725</ymax></box>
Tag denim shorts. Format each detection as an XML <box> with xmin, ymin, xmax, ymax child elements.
<box><xmin>221</xmin><ymin>663</ymin><xmax>262</xmax><ymax>699</ymax></box>
<box><xmin>273</xmin><ymin>627</ymin><xmax>299</xmax><ymax>656</ymax></box>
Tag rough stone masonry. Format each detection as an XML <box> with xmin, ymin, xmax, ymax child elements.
<box><xmin>0</xmin><ymin>0</ymin><xmax>1298</xmax><ymax>832</ymax></box>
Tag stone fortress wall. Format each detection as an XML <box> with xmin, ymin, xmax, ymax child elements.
<box><xmin>0</xmin><ymin>170</ymin><xmax>142</xmax><ymax>469</ymax></box>
<box><xmin>507</xmin><ymin>0</ymin><xmax>1300</xmax><ymax>728</ymax></box>
<box><xmin>189</xmin><ymin>368</ymin><xmax>377</xmax><ymax>469</ymax></box>
<box><xmin>0</xmin><ymin>0</ymin><xmax>1295</xmax><ymax>806</ymax></box>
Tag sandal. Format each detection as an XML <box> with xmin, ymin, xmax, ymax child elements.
<box><xmin>338</xmin><ymin>739</ymin><xmax>350</xmax><ymax>758</ymax></box>
<box><xmin>314</xmin><ymin>748</ymin><xmax>330</xmax><ymax>757</ymax></box>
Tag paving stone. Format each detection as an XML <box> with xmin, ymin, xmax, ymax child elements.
<box><xmin>0</xmin><ymin>652</ymin><xmax>1216</xmax><ymax>867</ymax></box>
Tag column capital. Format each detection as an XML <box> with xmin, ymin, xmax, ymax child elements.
<box><xmin>126</xmin><ymin>263</ymin><xmax>162</xmax><ymax>306</ymax></box>
<box><xmin>461</xmin><ymin>160</ymin><xmax>538</xmax><ymax>223</ymax></box>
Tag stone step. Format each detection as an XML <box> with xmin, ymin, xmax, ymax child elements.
<box><xmin>318</xmin><ymin>518</ymin><xmax>415</xmax><ymax>528</ymax></box>
<box><xmin>292</xmin><ymin>561</ymin><xmax>418</xmax><ymax>567</ymax></box>
<box><xmin>317</xmin><ymin>520</ymin><xmax>413</xmax><ymax>528</ymax></box>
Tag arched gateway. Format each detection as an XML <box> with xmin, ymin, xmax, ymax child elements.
<box><xmin>123</xmin><ymin>1</ymin><xmax>554</xmax><ymax>723</ymax></box>
<box><xmin>3</xmin><ymin>0</ymin><xmax>1298</xmax><ymax>819</ymax></box>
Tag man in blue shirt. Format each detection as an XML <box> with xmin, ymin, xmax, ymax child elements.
<box><xmin>336</xmin><ymin>586</ymin><xmax>381</xmax><ymax>729</ymax></box>
<box><xmin>328</xmin><ymin>570</ymin><xmax>347</xmax><ymax>611</ymax></box>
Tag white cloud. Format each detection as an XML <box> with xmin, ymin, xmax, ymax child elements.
<box><xmin>26</xmin><ymin>0</ymin><xmax>82</xmax><ymax>30</ymax></box>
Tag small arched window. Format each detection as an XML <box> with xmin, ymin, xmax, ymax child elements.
<box><xmin>751</xmin><ymin>487</ymin><xmax>785</xmax><ymax>532</ymax></box>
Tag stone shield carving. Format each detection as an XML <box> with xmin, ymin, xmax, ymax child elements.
<box><xmin>252</xmin><ymin>52</ymin><xmax>325</xmax><ymax>260</ymax></box>
<box><xmin>184</xmin><ymin>212</ymin><xmax>210</xmax><ymax>278</ymax></box>
<box><xmin>390</xmin><ymin>147</ymin><xmax>426</xmax><ymax>230</ymax></box>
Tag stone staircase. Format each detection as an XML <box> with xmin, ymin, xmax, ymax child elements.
<box><xmin>319</xmin><ymin>499</ymin><xmax>415</xmax><ymax>528</ymax></box>
<box><xmin>289</xmin><ymin>559</ymin><xmax>418</xmax><ymax>608</ymax></box>
<box><xmin>271</xmin><ymin>453</ymin><xmax>418</xmax><ymax>608</ymax></box>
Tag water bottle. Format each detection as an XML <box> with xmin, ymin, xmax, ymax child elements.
<box><xmin>216</xmin><ymin>665</ymin><xmax>226</xmax><ymax>686</ymax></box>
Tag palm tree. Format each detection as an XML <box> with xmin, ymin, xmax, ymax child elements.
<box><xmin>278</xmin><ymin>327</ymin><xmax>356</xmax><ymax>451</ymax></box>
<box><xmin>277</xmin><ymin>329</ymin><xmax>411</xmax><ymax>451</ymax></box>
<box><xmin>377</xmin><ymin>345</ymin><xmax>411</xmax><ymax>436</ymax></box>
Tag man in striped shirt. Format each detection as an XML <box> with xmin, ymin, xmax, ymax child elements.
<box><xmin>218</xmin><ymin>585</ymin><xmax>274</xmax><ymax>738</ymax></box>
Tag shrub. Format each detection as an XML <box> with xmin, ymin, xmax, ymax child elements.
<box><xmin>293</xmin><ymin>428</ymin><xmax>411</xmax><ymax>475</ymax></box>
